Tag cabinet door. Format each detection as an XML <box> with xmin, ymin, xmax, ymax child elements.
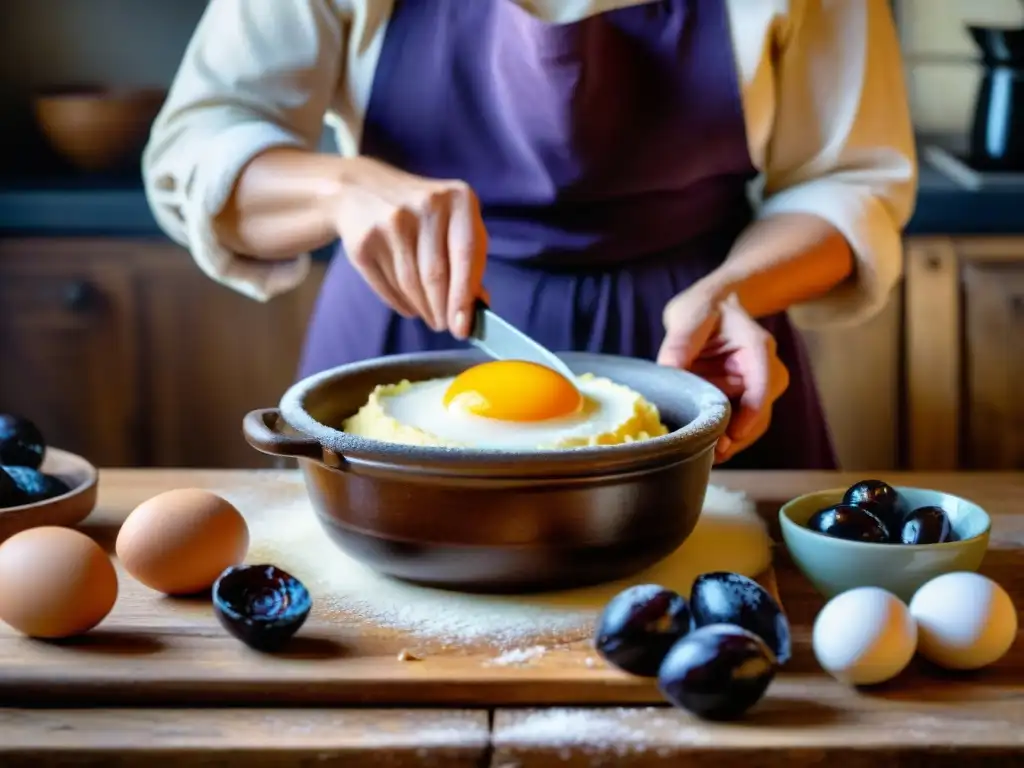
<box><xmin>800</xmin><ymin>291</ymin><xmax>903</xmax><ymax>471</ymax></box>
<box><xmin>962</xmin><ymin>263</ymin><xmax>1024</xmax><ymax>469</ymax></box>
<box><xmin>0</xmin><ymin>240</ymin><xmax>140</xmax><ymax>466</ymax></box>
<box><xmin>904</xmin><ymin>238</ymin><xmax>961</xmax><ymax>471</ymax></box>
<box><xmin>905</xmin><ymin>236</ymin><xmax>1024</xmax><ymax>470</ymax></box>
<box><xmin>135</xmin><ymin>244</ymin><xmax>325</xmax><ymax>468</ymax></box>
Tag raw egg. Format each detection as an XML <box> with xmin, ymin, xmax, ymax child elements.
<box><xmin>0</xmin><ymin>526</ymin><xmax>118</xmax><ymax>638</ymax></box>
<box><xmin>812</xmin><ymin>587</ymin><xmax>917</xmax><ymax>685</ymax></box>
<box><xmin>443</xmin><ymin>360</ymin><xmax>582</xmax><ymax>422</ymax></box>
<box><xmin>909</xmin><ymin>572</ymin><xmax>1017</xmax><ymax>670</ymax></box>
<box><xmin>116</xmin><ymin>488</ymin><xmax>249</xmax><ymax>595</ymax></box>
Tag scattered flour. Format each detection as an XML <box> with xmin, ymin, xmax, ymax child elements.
<box><xmin>489</xmin><ymin>645</ymin><xmax>548</xmax><ymax>666</ymax></box>
<box><xmin>214</xmin><ymin>473</ymin><xmax>771</xmax><ymax>650</ymax></box>
<box><xmin>499</xmin><ymin>708</ymin><xmax>647</xmax><ymax>745</ymax></box>
<box><xmin>494</xmin><ymin>707</ymin><xmax>717</xmax><ymax>761</ymax></box>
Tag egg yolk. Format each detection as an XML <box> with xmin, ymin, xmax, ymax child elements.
<box><xmin>443</xmin><ymin>360</ymin><xmax>583</xmax><ymax>422</ymax></box>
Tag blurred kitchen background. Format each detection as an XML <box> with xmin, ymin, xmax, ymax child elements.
<box><xmin>0</xmin><ymin>0</ymin><xmax>1022</xmax><ymax>472</ymax></box>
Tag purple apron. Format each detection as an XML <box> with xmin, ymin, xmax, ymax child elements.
<box><xmin>299</xmin><ymin>0</ymin><xmax>837</xmax><ymax>470</ymax></box>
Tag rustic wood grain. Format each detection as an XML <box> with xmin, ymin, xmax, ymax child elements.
<box><xmin>2</xmin><ymin>469</ymin><xmax>1024</xmax><ymax>762</ymax></box>
<box><xmin>962</xmin><ymin>262</ymin><xmax>1024</xmax><ymax>469</ymax></box>
<box><xmin>0</xmin><ymin>468</ymin><xmax>792</xmax><ymax>707</ymax></box>
<box><xmin>0</xmin><ymin>239</ymin><xmax>327</xmax><ymax>469</ymax></box>
<box><xmin>2</xmin><ymin>470</ymin><xmax>1022</xmax><ymax>708</ymax></box>
<box><xmin>0</xmin><ymin>708</ymin><xmax>489</xmax><ymax>767</ymax></box>
<box><xmin>491</xmin><ymin>681</ymin><xmax>1024</xmax><ymax>767</ymax></box>
<box><xmin>905</xmin><ymin>238</ymin><xmax>961</xmax><ymax>471</ymax></box>
<box><xmin>0</xmin><ymin>239</ymin><xmax>141</xmax><ymax>466</ymax></box>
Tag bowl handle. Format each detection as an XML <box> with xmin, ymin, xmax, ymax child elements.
<box><xmin>242</xmin><ymin>409</ymin><xmax>324</xmax><ymax>460</ymax></box>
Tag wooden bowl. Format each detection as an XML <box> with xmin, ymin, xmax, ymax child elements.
<box><xmin>0</xmin><ymin>449</ymin><xmax>99</xmax><ymax>542</ymax></box>
<box><xmin>32</xmin><ymin>86</ymin><xmax>167</xmax><ymax>173</ymax></box>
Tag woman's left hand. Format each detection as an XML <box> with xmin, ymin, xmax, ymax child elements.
<box><xmin>657</xmin><ymin>291</ymin><xmax>790</xmax><ymax>463</ymax></box>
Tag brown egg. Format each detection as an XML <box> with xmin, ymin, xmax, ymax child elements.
<box><xmin>116</xmin><ymin>488</ymin><xmax>249</xmax><ymax>595</ymax></box>
<box><xmin>0</xmin><ymin>526</ymin><xmax>118</xmax><ymax>638</ymax></box>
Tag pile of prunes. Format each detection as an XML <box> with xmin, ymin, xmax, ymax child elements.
<box><xmin>808</xmin><ymin>479</ymin><xmax>956</xmax><ymax>545</ymax></box>
<box><xmin>594</xmin><ymin>572</ymin><xmax>790</xmax><ymax>721</ymax></box>
<box><xmin>0</xmin><ymin>414</ymin><xmax>71</xmax><ymax>509</ymax></box>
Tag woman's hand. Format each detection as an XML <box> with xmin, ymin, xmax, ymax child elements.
<box><xmin>331</xmin><ymin>157</ymin><xmax>489</xmax><ymax>338</ymax></box>
<box><xmin>658</xmin><ymin>292</ymin><xmax>789</xmax><ymax>463</ymax></box>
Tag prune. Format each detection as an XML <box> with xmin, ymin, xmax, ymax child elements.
<box><xmin>0</xmin><ymin>469</ymin><xmax>27</xmax><ymax>509</ymax></box>
<box><xmin>658</xmin><ymin>624</ymin><xmax>777</xmax><ymax>721</ymax></box>
<box><xmin>1</xmin><ymin>467</ymin><xmax>70</xmax><ymax>506</ymax></box>
<box><xmin>0</xmin><ymin>415</ymin><xmax>46</xmax><ymax>470</ymax></box>
<box><xmin>842</xmin><ymin>479</ymin><xmax>905</xmax><ymax>535</ymax></box>
<box><xmin>808</xmin><ymin>503</ymin><xmax>890</xmax><ymax>543</ymax></box>
<box><xmin>594</xmin><ymin>584</ymin><xmax>691</xmax><ymax>676</ymax></box>
<box><xmin>900</xmin><ymin>505</ymin><xmax>955</xmax><ymax>544</ymax></box>
<box><xmin>689</xmin><ymin>572</ymin><xmax>792</xmax><ymax>664</ymax></box>
<box><xmin>213</xmin><ymin>564</ymin><xmax>311</xmax><ymax>652</ymax></box>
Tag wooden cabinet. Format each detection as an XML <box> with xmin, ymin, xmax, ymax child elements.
<box><xmin>0</xmin><ymin>238</ymin><xmax>323</xmax><ymax>469</ymax></box>
<box><xmin>3</xmin><ymin>234</ymin><xmax>1024</xmax><ymax>470</ymax></box>
<box><xmin>134</xmin><ymin>244</ymin><xmax>324</xmax><ymax>468</ymax></box>
<box><xmin>962</xmin><ymin>262</ymin><xmax>1024</xmax><ymax>469</ymax></box>
<box><xmin>905</xmin><ymin>237</ymin><xmax>1024</xmax><ymax>471</ymax></box>
<box><xmin>0</xmin><ymin>240</ymin><xmax>141</xmax><ymax>465</ymax></box>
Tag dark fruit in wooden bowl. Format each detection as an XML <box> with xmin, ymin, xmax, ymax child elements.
<box><xmin>842</xmin><ymin>479</ymin><xmax>905</xmax><ymax>536</ymax></box>
<box><xmin>0</xmin><ymin>469</ymin><xmax>25</xmax><ymax>508</ymax></box>
<box><xmin>0</xmin><ymin>467</ymin><xmax>70</xmax><ymax>508</ymax></box>
<box><xmin>594</xmin><ymin>584</ymin><xmax>691</xmax><ymax>676</ymax></box>
<box><xmin>689</xmin><ymin>572</ymin><xmax>791</xmax><ymax>664</ymax></box>
<box><xmin>0</xmin><ymin>415</ymin><xmax>46</xmax><ymax>470</ymax></box>
<box><xmin>900</xmin><ymin>505</ymin><xmax>956</xmax><ymax>545</ymax></box>
<box><xmin>213</xmin><ymin>564</ymin><xmax>312</xmax><ymax>652</ymax></box>
<box><xmin>658</xmin><ymin>624</ymin><xmax>777</xmax><ymax>721</ymax></box>
<box><xmin>808</xmin><ymin>503</ymin><xmax>890</xmax><ymax>543</ymax></box>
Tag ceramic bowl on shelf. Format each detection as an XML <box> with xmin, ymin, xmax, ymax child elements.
<box><xmin>0</xmin><ymin>448</ymin><xmax>99</xmax><ymax>542</ymax></box>
<box><xmin>32</xmin><ymin>85</ymin><xmax>167</xmax><ymax>173</ymax></box>
<box><xmin>779</xmin><ymin>486</ymin><xmax>991</xmax><ymax>602</ymax></box>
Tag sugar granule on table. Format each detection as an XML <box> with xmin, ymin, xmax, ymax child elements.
<box><xmin>219</xmin><ymin>474</ymin><xmax>771</xmax><ymax>650</ymax></box>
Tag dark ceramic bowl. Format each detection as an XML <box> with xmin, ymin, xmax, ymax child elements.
<box><xmin>243</xmin><ymin>351</ymin><xmax>730</xmax><ymax>593</ymax></box>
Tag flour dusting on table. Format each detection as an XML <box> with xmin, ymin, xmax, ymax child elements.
<box><xmin>495</xmin><ymin>707</ymin><xmax>703</xmax><ymax>756</ymax></box>
<box><xmin>213</xmin><ymin>474</ymin><xmax>770</xmax><ymax>650</ymax></box>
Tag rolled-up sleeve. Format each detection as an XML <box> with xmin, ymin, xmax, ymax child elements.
<box><xmin>759</xmin><ymin>0</ymin><xmax>918</xmax><ymax>328</ymax></box>
<box><xmin>142</xmin><ymin>0</ymin><xmax>345</xmax><ymax>302</ymax></box>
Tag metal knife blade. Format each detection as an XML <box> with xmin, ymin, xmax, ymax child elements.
<box><xmin>468</xmin><ymin>300</ymin><xmax>576</xmax><ymax>380</ymax></box>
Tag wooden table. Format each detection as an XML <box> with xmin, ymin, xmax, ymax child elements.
<box><xmin>3</xmin><ymin>469</ymin><xmax>1024</xmax><ymax>767</ymax></box>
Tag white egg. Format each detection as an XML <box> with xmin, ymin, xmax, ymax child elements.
<box><xmin>381</xmin><ymin>376</ymin><xmax>650</xmax><ymax>449</ymax></box>
<box><xmin>812</xmin><ymin>587</ymin><xmax>917</xmax><ymax>685</ymax></box>
<box><xmin>908</xmin><ymin>572</ymin><xmax>1018</xmax><ymax>670</ymax></box>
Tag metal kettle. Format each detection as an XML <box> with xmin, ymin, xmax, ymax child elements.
<box><xmin>967</xmin><ymin>24</ymin><xmax>1024</xmax><ymax>171</ymax></box>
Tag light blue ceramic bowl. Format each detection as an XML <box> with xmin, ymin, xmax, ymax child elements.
<box><xmin>779</xmin><ymin>486</ymin><xmax>991</xmax><ymax>602</ymax></box>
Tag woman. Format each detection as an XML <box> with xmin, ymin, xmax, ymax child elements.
<box><xmin>143</xmin><ymin>0</ymin><xmax>917</xmax><ymax>468</ymax></box>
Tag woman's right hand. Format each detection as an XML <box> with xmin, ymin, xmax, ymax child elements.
<box><xmin>330</xmin><ymin>156</ymin><xmax>489</xmax><ymax>339</ymax></box>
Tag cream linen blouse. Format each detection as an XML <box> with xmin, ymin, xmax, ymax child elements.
<box><xmin>142</xmin><ymin>0</ymin><xmax>918</xmax><ymax>328</ymax></box>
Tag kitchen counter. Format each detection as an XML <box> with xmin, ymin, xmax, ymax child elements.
<box><xmin>2</xmin><ymin>469</ymin><xmax>1023</xmax><ymax>767</ymax></box>
<box><xmin>0</xmin><ymin>161</ymin><xmax>1022</xmax><ymax>241</ymax></box>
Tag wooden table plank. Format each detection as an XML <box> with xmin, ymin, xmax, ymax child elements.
<box><xmin>492</xmin><ymin>675</ymin><xmax>1024</xmax><ymax>766</ymax></box>
<box><xmin>488</xmin><ymin>470</ymin><xmax>1024</xmax><ymax>766</ymax></box>
<box><xmin>4</xmin><ymin>469</ymin><xmax>1024</xmax><ymax>762</ymax></box>
<box><xmin>0</xmin><ymin>709</ymin><xmax>490</xmax><ymax>767</ymax></box>
<box><xmin>0</xmin><ymin>469</ymin><xmax>784</xmax><ymax>707</ymax></box>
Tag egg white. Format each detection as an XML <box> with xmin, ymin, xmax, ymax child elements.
<box><xmin>378</xmin><ymin>374</ymin><xmax>659</xmax><ymax>450</ymax></box>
